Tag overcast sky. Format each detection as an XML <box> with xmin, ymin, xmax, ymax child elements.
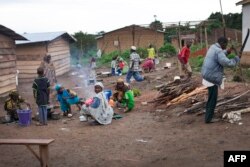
<box><xmin>0</xmin><ymin>0</ymin><xmax>242</xmax><ymax>35</ymax></box>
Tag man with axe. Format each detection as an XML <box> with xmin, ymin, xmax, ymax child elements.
<box><xmin>201</xmin><ymin>37</ymin><xmax>240</xmax><ymax>123</ymax></box>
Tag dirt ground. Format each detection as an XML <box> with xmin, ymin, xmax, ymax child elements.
<box><xmin>1</xmin><ymin>57</ymin><xmax>250</xmax><ymax>167</ymax></box>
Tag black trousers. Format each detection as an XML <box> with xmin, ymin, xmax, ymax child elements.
<box><xmin>205</xmin><ymin>85</ymin><xmax>218</xmax><ymax>123</ymax></box>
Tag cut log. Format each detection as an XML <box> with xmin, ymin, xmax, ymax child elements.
<box><xmin>166</xmin><ymin>86</ymin><xmax>207</xmax><ymax>106</ymax></box>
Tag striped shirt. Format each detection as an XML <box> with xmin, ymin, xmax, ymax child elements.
<box><xmin>129</xmin><ymin>52</ymin><xmax>141</xmax><ymax>71</ymax></box>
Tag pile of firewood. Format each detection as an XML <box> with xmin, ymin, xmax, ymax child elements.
<box><xmin>150</xmin><ymin>78</ymin><xmax>202</xmax><ymax>105</ymax></box>
<box><xmin>185</xmin><ymin>90</ymin><xmax>250</xmax><ymax>116</ymax></box>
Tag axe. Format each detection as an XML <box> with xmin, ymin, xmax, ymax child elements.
<box><xmin>239</xmin><ymin>28</ymin><xmax>250</xmax><ymax>57</ymax></box>
<box><xmin>232</xmin><ymin>28</ymin><xmax>250</xmax><ymax>83</ymax></box>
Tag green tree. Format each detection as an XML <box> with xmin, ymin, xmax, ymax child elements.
<box><xmin>72</xmin><ymin>31</ymin><xmax>97</xmax><ymax>57</ymax></box>
<box><xmin>149</xmin><ymin>20</ymin><xmax>163</xmax><ymax>31</ymax></box>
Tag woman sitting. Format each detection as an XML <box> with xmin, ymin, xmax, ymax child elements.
<box><xmin>81</xmin><ymin>82</ymin><xmax>114</xmax><ymax>125</ymax></box>
<box><xmin>55</xmin><ymin>84</ymin><xmax>81</xmax><ymax>117</ymax></box>
<box><xmin>112</xmin><ymin>79</ymin><xmax>135</xmax><ymax>112</ymax></box>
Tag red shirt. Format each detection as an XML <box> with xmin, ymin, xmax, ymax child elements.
<box><xmin>179</xmin><ymin>46</ymin><xmax>190</xmax><ymax>64</ymax></box>
<box><xmin>118</xmin><ymin>62</ymin><xmax>125</xmax><ymax>69</ymax></box>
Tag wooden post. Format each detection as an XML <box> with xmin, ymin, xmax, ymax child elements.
<box><xmin>235</xmin><ymin>30</ymin><xmax>238</xmax><ymax>43</ymax></box>
<box><xmin>178</xmin><ymin>22</ymin><xmax>181</xmax><ymax>50</ymax></box>
<box><xmin>200</xmin><ymin>26</ymin><xmax>203</xmax><ymax>47</ymax></box>
<box><xmin>39</xmin><ymin>145</ymin><xmax>49</xmax><ymax>167</ymax></box>
<box><xmin>204</xmin><ymin>26</ymin><xmax>208</xmax><ymax>49</ymax></box>
<box><xmin>132</xmin><ymin>25</ymin><xmax>135</xmax><ymax>46</ymax></box>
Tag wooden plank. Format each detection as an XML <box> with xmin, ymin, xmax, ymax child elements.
<box><xmin>18</xmin><ymin>69</ymin><xmax>37</xmax><ymax>74</ymax></box>
<box><xmin>0</xmin><ymin>61</ymin><xmax>16</xmax><ymax>69</ymax></box>
<box><xmin>49</xmin><ymin>50</ymin><xmax>70</xmax><ymax>57</ymax></box>
<box><xmin>0</xmin><ymin>55</ymin><xmax>16</xmax><ymax>62</ymax></box>
<box><xmin>0</xmin><ymin>139</ymin><xmax>55</xmax><ymax>145</ymax></box>
<box><xmin>17</xmin><ymin>61</ymin><xmax>41</xmax><ymax>66</ymax></box>
<box><xmin>18</xmin><ymin>78</ymin><xmax>34</xmax><ymax>83</ymax></box>
<box><xmin>0</xmin><ymin>83</ymin><xmax>16</xmax><ymax>95</ymax></box>
<box><xmin>56</xmin><ymin>66</ymin><xmax>70</xmax><ymax>76</ymax></box>
<box><xmin>0</xmin><ymin>74</ymin><xmax>16</xmax><ymax>82</ymax></box>
<box><xmin>54</xmin><ymin>60</ymin><xmax>70</xmax><ymax>69</ymax></box>
<box><xmin>53</xmin><ymin>57</ymin><xmax>70</xmax><ymax>66</ymax></box>
<box><xmin>51</xmin><ymin>53</ymin><xmax>70</xmax><ymax>62</ymax></box>
<box><xmin>18</xmin><ymin>73</ymin><xmax>37</xmax><ymax>79</ymax></box>
<box><xmin>0</xmin><ymin>67</ymin><xmax>16</xmax><ymax>76</ymax></box>
<box><xmin>0</xmin><ymin>48</ymin><xmax>15</xmax><ymax>55</ymax></box>
<box><xmin>48</xmin><ymin>46</ymin><xmax>69</xmax><ymax>53</ymax></box>
<box><xmin>16</xmin><ymin>54</ymin><xmax>44</xmax><ymax>61</ymax></box>
<box><xmin>0</xmin><ymin>41</ymin><xmax>14</xmax><ymax>49</ymax></box>
<box><xmin>48</xmin><ymin>38</ymin><xmax>68</xmax><ymax>46</ymax></box>
<box><xmin>17</xmin><ymin>65</ymin><xmax>39</xmax><ymax>70</ymax></box>
<box><xmin>0</xmin><ymin>77</ymin><xmax>16</xmax><ymax>88</ymax></box>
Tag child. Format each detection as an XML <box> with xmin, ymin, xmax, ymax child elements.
<box><xmin>117</xmin><ymin>58</ymin><xmax>125</xmax><ymax>76</ymax></box>
<box><xmin>32</xmin><ymin>67</ymin><xmax>50</xmax><ymax>126</ymax></box>
<box><xmin>4</xmin><ymin>90</ymin><xmax>29</xmax><ymax>123</ymax></box>
<box><xmin>81</xmin><ymin>82</ymin><xmax>113</xmax><ymax>125</ymax></box>
<box><xmin>55</xmin><ymin>84</ymin><xmax>81</xmax><ymax>117</ymax></box>
<box><xmin>111</xmin><ymin>56</ymin><xmax>117</xmax><ymax>76</ymax></box>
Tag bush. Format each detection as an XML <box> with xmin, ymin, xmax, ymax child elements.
<box><xmin>190</xmin><ymin>44</ymin><xmax>205</xmax><ymax>53</ymax></box>
<box><xmin>98</xmin><ymin>51</ymin><xmax>119</xmax><ymax>67</ymax></box>
<box><xmin>189</xmin><ymin>55</ymin><xmax>205</xmax><ymax>71</ymax></box>
<box><xmin>158</xmin><ymin>43</ymin><xmax>177</xmax><ymax>56</ymax></box>
<box><xmin>136</xmin><ymin>47</ymin><xmax>148</xmax><ymax>59</ymax></box>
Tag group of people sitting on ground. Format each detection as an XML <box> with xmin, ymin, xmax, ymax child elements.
<box><xmin>4</xmin><ymin>37</ymin><xmax>238</xmax><ymax>126</ymax></box>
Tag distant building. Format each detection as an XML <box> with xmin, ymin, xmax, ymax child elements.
<box><xmin>16</xmin><ymin>32</ymin><xmax>76</xmax><ymax>82</ymax></box>
<box><xmin>96</xmin><ymin>25</ymin><xmax>164</xmax><ymax>54</ymax></box>
<box><xmin>236</xmin><ymin>0</ymin><xmax>250</xmax><ymax>66</ymax></box>
<box><xmin>0</xmin><ymin>25</ymin><xmax>26</xmax><ymax>96</ymax></box>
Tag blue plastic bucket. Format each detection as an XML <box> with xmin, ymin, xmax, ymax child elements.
<box><xmin>17</xmin><ymin>109</ymin><xmax>32</xmax><ymax>126</ymax></box>
<box><xmin>104</xmin><ymin>89</ymin><xmax>112</xmax><ymax>101</ymax></box>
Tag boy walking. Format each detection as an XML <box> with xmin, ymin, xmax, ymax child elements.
<box><xmin>32</xmin><ymin>67</ymin><xmax>50</xmax><ymax>126</ymax></box>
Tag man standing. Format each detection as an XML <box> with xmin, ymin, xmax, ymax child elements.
<box><xmin>126</xmin><ymin>46</ymin><xmax>149</xmax><ymax>83</ymax></box>
<box><xmin>178</xmin><ymin>41</ymin><xmax>192</xmax><ymax>78</ymax></box>
<box><xmin>201</xmin><ymin>37</ymin><xmax>240</xmax><ymax>123</ymax></box>
<box><xmin>40</xmin><ymin>55</ymin><xmax>57</xmax><ymax>86</ymax></box>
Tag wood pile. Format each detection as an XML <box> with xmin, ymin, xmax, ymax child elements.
<box><xmin>151</xmin><ymin>76</ymin><xmax>250</xmax><ymax>120</ymax></box>
<box><xmin>150</xmin><ymin>78</ymin><xmax>201</xmax><ymax>105</ymax></box>
<box><xmin>185</xmin><ymin>90</ymin><xmax>250</xmax><ymax>116</ymax></box>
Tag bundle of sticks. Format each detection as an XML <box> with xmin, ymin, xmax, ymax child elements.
<box><xmin>185</xmin><ymin>90</ymin><xmax>250</xmax><ymax>116</ymax></box>
<box><xmin>150</xmin><ymin>78</ymin><xmax>202</xmax><ymax>105</ymax></box>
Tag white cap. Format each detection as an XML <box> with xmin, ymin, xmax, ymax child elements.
<box><xmin>94</xmin><ymin>82</ymin><xmax>104</xmax><ymax>88</ymax></box>
<box><xmin>131</xmin><ymin>46</ymin><xmax>136</xmax><ymax>50</ymax></box>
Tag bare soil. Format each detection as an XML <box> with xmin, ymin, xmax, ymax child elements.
<box><xmin>1</xmin><ymin>57</ymin><xmax>250</xmax><ymax>167</ymax></box>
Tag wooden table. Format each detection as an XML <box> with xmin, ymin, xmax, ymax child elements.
<box><xmin>0</xmin><ymin>139</ymin><xmax>55</xmax><ymax>167</ymax></box>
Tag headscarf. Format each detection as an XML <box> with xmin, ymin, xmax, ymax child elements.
<box><xmin>55</xmin><ymin>84</ymin><xmax>62</xmax><ymax>91</ymax></box>
<box><xmin>94</xmin><ymin>82</ymin><xmax>104</xmax><ymax>89</ymax></box>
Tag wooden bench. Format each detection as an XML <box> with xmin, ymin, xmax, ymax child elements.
<box><xmin>0</xmin><ymin>139</ymin><xmax>55</xmax><ymax>167</ymax></box>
